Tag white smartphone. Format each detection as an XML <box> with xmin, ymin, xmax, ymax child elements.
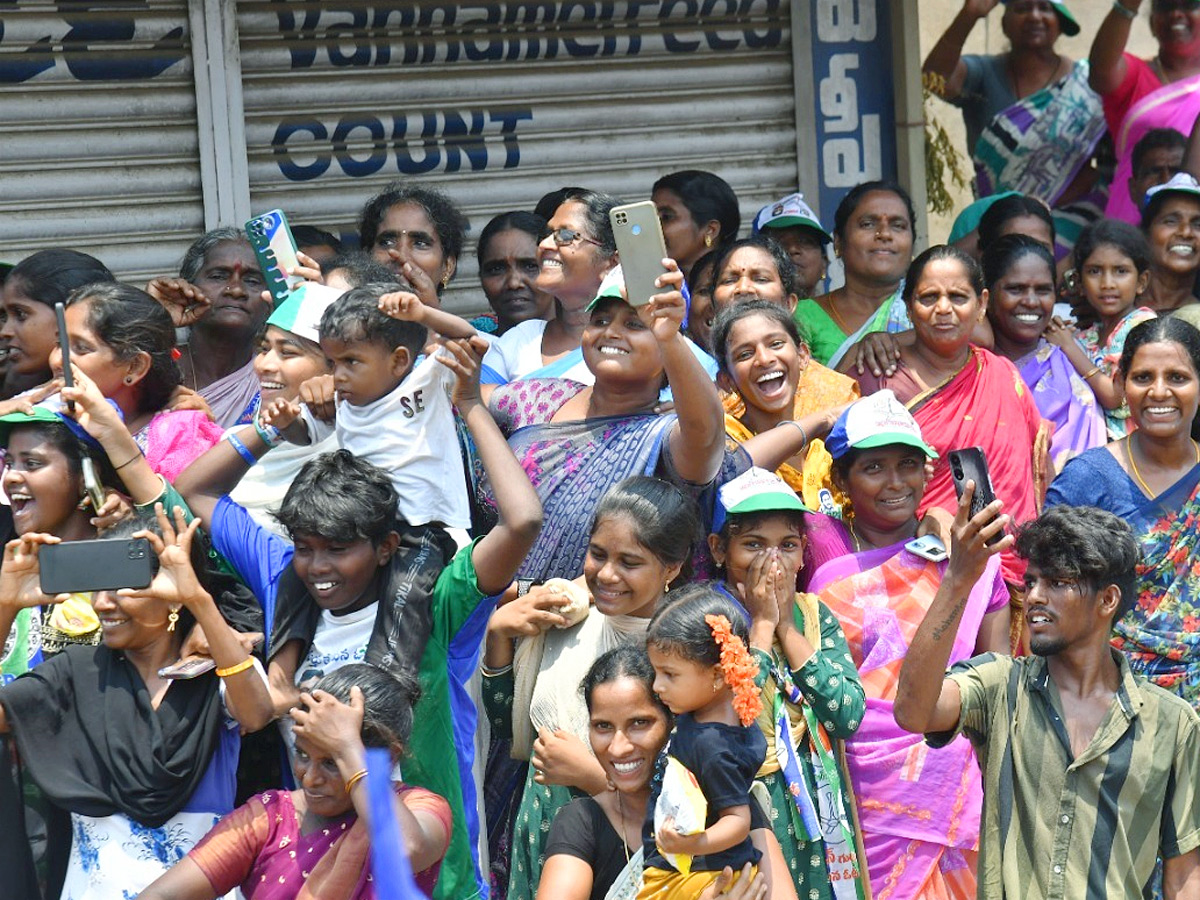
<box><xmin>609</xmin><ymin>201</ymin><xmax>668</xmax><ymax>307</ymax></box>
<box><xmin>904</xmin><ymin>534</ymin><xmax>948</xmax><ymax>563</ymax></box>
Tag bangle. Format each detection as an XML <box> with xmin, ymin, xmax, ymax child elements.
<box><xmin>1082</xmin><ymin>366</ymin><xmax>1103</xmax><ymax>380</ymax></box>
<box><xmin>481</xmin><ymin>663</ymin><xmax>513</xmax><ymax>677</ymax></box>
<box><xmin>253</xmin><ymin>415</ymin><xmax>283</xmax><ymax>448</ymax></box>
<box><xmin>1111</xmin><ymin>0</ymin><xmax>1137</xmax><ymax>18</ymax></box>
<box><xmin>226</xmin><ymin>433</ymin><xmax>258</xmax><ymax>465</ymax></box>
<box><xmin>113</xmin><ymin>451</ymin><xmax>143</xmax><ymax>470</ymax></box>
<box><xmin>344</xmin><ymin>768</ymin><xmax>368</xmax><ymax>794</ymax></box>
<box><xmin>775</xmin><ymin>419</ymin><xmax>808</xmax><ymax>446</ymax></box>
<box><xmin>215</xmin><ymin>657</ymin><xmax>255</xmax><ymax>678</ymax></box>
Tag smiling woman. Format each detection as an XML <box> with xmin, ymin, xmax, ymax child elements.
<box><xmin>1047</xmin><ymin>316</ymin><xmax>1200</xmax><ymax>712</ymax></box>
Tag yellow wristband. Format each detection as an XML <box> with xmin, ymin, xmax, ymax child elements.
<box><xmin>344</xmin><ymin>768</ymin><xmax>369</xmax><ymax>794</ymax></box>
<box><xmin>215</xmin><ymin>658</ymin><xmax>255</xmax><ymax>678</ymax></box>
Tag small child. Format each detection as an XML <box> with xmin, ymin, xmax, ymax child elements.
<box><xmin>1044</xmin><ymin>219</ymin><xmax>1156</xmax><ymax>440</ymax></box>
<box><xmin>710</xmin><ymin>467</ymin><xmax>866</xmax><ymax>900</ymax></box>
<box><xmin>639</xmin><ymin>584</ymin><xmax>767</xmax><ymax>899</ymax></box>
<box><xmin>265</xmin><ymin>282</ymin><xmax>476</xmax><ymax>538</ymax></box>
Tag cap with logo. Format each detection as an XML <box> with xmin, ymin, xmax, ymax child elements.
<box><xmin>265</xmin><ymin>282</ymin><xmax>345</xmax><ymax>344</ymax></box>
<box><xmin>825</xmin><ymin>390</ymin><xmax>937</xmax><ymax>461</ymax></box>
<box><xmin>752</xmin><ymin>193</ymin><xmax>832</xmax><ymax>244</ymax></box>
<box><xmin>714</xmin><ymin>466</ymin><xmax>811</xmax><ymax>532</ymax></box>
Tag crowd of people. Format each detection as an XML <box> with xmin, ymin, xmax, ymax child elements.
<box><xmin>0</xmin><ymin>4</ymin><xmax>1198</xmax><ymax>899</ymax></box>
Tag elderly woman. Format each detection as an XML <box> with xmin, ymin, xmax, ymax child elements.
<box><xmin>651</xmin><ymin>170</ymin><xmax>742</xmax><ymax>279</ymax></box>
<box><xmin>483</xmin><ymin>190</ymin><xmax>620</xmax><ymax>385</ymax></box>
<box><xmin>0</xmin><ymin>249</ymin><xmax>113</xmax><ymax>399</ymax></box>
<box><xmin>801</xmin><ymin>181</ymin><xmax>916</xmax><ymax>368</ymax></box>
<box><xmin>1090</xmin><ymin>0</ymin><xmax>1200</xmax><ymax>224</ymax></box>
<box><xmin>925</xmin><ymin>1</ymin><xmax>1104</xmax><ymax>256</ymax></box>
<box><xmin>855</xmin><ymin>245</ymin><xmax>1048</xmax><ymax>595</ymax></box>
<box><xmin>148</xmin><ymin>229</ymin><xmax>270</xmax><ymax>428</ymax></box>
<box><xmin>0</xmin><ymin>505</ymin><xmax>273</xmax><ymax>900</ymax></box>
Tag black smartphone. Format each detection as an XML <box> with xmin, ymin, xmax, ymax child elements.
<box><xmin>39</xmin><ymin>537</ymin><xmax>157</xmax><ymax>595</ymax></box>
<box><xmin>948</xmin><ymin>447</ymin><xmax>1003</xmax><ymax>544</ymax></box>
<box><xmin>54</xmin><ymin>302</ymin><xmax>105</xmax><ymax>512</ymax></box>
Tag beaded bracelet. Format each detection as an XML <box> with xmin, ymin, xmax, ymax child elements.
<box><xmin>227</xmin><ymin>433</ymin><xmax>257</xmax><ymax>465</ymax></box>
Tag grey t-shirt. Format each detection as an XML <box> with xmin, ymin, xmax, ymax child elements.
<box><xmin>951</xmin><ymin>54</ymin><xmax>1016</xmax><ymax>154</ymax></box>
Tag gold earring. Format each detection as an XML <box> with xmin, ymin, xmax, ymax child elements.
<box><xmin>167</xmin><ymin>607</ymin><xmax>180</xmax><ymax>632</ymax></box>
<box><xmin>664</xmin><ymin>582</ymin><xmax>671</xmax><ymax>593</ymax></box>
<box><xmin>440</xmin><ymin>274</ymin><xmax>450</xmax><ymax>289</ymax></box>
<box><xmin>704</xmin><ymin>234</ymin><xmax>714</xmax><ymax>248</ymax></box>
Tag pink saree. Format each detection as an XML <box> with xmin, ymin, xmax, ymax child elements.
<box><xmin>811</xmin><ymin>537</ymin><xmax>1006</xmax><ymax>900</ymax></box>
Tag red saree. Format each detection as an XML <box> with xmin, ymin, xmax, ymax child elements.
<box><xmin>858</xmin><ymin>348</ymin><xmax>1050</xmax><ymax>586</ymax></box>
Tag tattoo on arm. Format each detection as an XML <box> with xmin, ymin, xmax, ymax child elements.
<box><xmin>930</xmin><ymin>595</ymin><xmax>969</xmax><ymax>642</ymax></box>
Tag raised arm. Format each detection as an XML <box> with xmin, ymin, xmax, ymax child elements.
<box><xmin>922</xmin><ymin>0</ymin><xmax>997</xmax><ymax>100</ymax></box>
<box><xmin>653</xmin><ymin>261</ymin><xmax>726</xmax><ymax>484</ymax></box>
<box><xmin>0</xmin><ymin>533</ymin><xmax>64</xmax><ymax>733</ymax></box>
<box><xmin>173</xmin><ymin>423</ymin><xmax>275</xmax><ymax>523</ymax></box>
<box><xmin>447</xmin><ymin>337</ymin><xmax>543</xmax><ymax>595</ymax></box>
<box><xmin>739</xmin><ymin>405</ymin><xmax>848</xmax><ymax>472</ymax></box>
<box><xmin>893</xmin><ymin>483</ymin><xmax>1012</xmax><ymax>735</ymax></box>
<box><xmin>1089</xmin><ymin>0</ymin><xmax>1140</xmax><ymax>96</ymax></box>
<box><xmin>378</xmin><ymin>290</ymin><xmax>477</xmax><ymax>339</ymax></box>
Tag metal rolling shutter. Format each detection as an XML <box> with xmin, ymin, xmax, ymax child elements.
<box><xmin>0</xmin><ymin>1</ymin><xmax>204</xmax><ymax>282</ymax></box>
<box><xmin>236</xmin><ymin>0</ymin><xmax>798</xmax><ymax>315</ymax></box>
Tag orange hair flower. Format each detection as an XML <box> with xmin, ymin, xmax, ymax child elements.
<box><xmin>705</xmin><ymin>613</ymin><xmax>763</xmax><ymax>726</ymax></box>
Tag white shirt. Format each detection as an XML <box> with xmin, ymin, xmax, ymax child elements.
<box><xmin>302</xmin><ymin>349</ymin><xmax>471</xmax><ymax>529</ymax></box>
<box><xmin>296</xmin><ymin>601</ymin><xmax>377</xmax><ymax>689</ymax></box>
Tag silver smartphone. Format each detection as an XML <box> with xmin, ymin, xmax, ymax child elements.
<box><xmin>609</xmin><ymin>201</ymin><xmax>668</xmax><ymax>307</ymax></box>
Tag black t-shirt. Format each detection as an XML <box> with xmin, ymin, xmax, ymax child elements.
<box><xmin>642</xmin><ymin>713</ymin><xmax>767</xmax><ymax>873</ymax></box>
<box><xmin>544</xmin><ymin>796</ymin><xmax>636</xmax><ymax>900</ymax></box>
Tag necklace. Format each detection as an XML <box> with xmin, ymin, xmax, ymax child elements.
<box><xmin>1007</xmin><ymin>52</ymin><xmax>1064</xmax><ymax>97</ymax></box>
<box><xmin>615</xmin><ymin>791</ymin><xmax>631</xmax><ymax>864</ymax></box>
<box><xmin>1127</xmin><ymin>432</ymin><xmax>1200</xmax><ymax>497</ymax></box>
<box><xmin>821</xmin><ymin>293</ymin><xmax>851</xmax><ymax>334</ymax></box>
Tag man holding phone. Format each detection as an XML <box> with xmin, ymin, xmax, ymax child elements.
<box><xmin>895</xmin><ymin>498</ymin><xmax>1200</xmax><ymax>899</ymax></box>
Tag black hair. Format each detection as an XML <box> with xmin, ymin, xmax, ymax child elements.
<box><xmin>901</xmin><ymin>245</ymin><xmax>985</xmax><ymax>306</ymax></box>
<box><xmin>6</xmin><ymin>249</ymin><xmax>114</xmax><ymax>309</ymax></box>
<box><xmin>534</xmin><ymin>187</ymin><xmax>589</xmax><ymax>222</ymax></box>
<box><xmin>1131</xmin><ymin>127</ymin><xmax>1187</xmax><ymax>178</ymax></box>
<box><xmin>976</xmin><ymin>194</ymin><xmax>1056</xmax><ymax>253</ymax></box>
<box><xmin>646</xmin><ymin>582</ymin><xmax>749</xmax><ymax>666</ymax></box>
<box><xmin>710</xmin><ymin>299</ymin><xmax>803</xmax><ymax>376</ymax></box>
<box><xmin>1015</xmin><ymin>506</ymin><xmax>1140</xmax><ymax>624</ymax></box>
<box><xmin>4</xmin><ymin>420</ymin><xmax>120</xmax><ymax>496</ymax></box>
<box><xmin>580</xmin><ymin>645</ymin><xmax>670</xmax><ymax>720</ymax></box>
<box><xmin>719</xmin><ymin>508</ymin><xmax>807</xmax><ymax>544</ymax></box>
<box><xmin>358</xmin><ymin>182</ymin><xmax>468</xmax><ymax>275</ymax></box>
<box><xmin>1117</xmin><ymin>317</ymin><xmax>1200</xmax><ymax>440</ymax></box>
<box><xmin>476</xmin><ymin>211</ymin><xmax>548</xmax><ymax>267</ymax></box>
<box><xmin>276</xmin><ymin>450</ymin><xmax>398</xmax><ymax>545</ymax></box>
<box><xmin>709</xmin><ymin>235</ymin><xmax>799</xmax><ymax>308</ymax></box>
<box><xmin>833</xmin><ymin>180</ymin><xmax>916</xmax><ymax>242</ymax></box>
<box><xmin>690</xmin><ymin>249</ymin><xmax>720</xmax><ymax>290</ymax></box>
<box><xmin>981</xmin><ymin>233</ymin><xmax>1057</xmax><ymax>293</ymax></box>
<box><xmin>318</xmin><ymin>284</ymin><xmax>428</xmax><ymax>357</ymax></box>
<box><xmin>65</xmin><ymin>282</ymin><xmax>182</xmax><ymax>415</ymax></box>
<box><xmin>310</xmin><ymin>663</ymin><xmax>422</xmax><ymax>754</ymax></box>
<box><xmin>178</xmin><ymin>228</ymin><xmax>249</xmax><ymax>281</ymax></box>
<box><xmin>591</xmin><ymin>477</ymin><xmax>700</xmax><ymax>587</ymax></box>
<box><xmin>1072</xmin><ymin>219</ymin><xmax>1152</xmax><ymax>275</ymax></box>
<box><xmin>555</xmin><ymin>189</ymin><xmax>619</xmax><ymax>258</ymax></box>
<box><xmin>291</xmin><ymin>225</ymin><xmax>344</xmax><ymax>256</ymax></box>
<box><xmin>652</xmin><ymin>170</ymin><xmax>742</xmax><ymax>248</ymax></box>
<box><xmin>1141</xmin><ymin>179</ymin><xmax>1200</xmax><ymax>230</ymax></box>
<box><xmin>322</xmin><ymin>251</ymin><xmax>400</xmax><ymax>289</ymax></box>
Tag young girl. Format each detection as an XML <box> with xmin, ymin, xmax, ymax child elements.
<box><xmin>639</xmin><ymin>585</ymin><xmax>767</xmax><ymax>899</ymax></box>
<box><xmin>1044</xmin><ymin>219</ymin><xmax>1157</xmax><ymax>440</ymax></box>
<box><xmin>708</xmin><ymin>468</ymin><xmax>867</xmax><ymax>900</ymax></box>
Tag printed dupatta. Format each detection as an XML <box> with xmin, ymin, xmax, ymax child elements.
<box><xmin>1116</xmin><ymin>463</ymin><xmax>1200</xmax><ymax>709</ymax></box>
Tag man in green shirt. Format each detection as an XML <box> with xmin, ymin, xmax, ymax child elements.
<box><xmin>895</xmin><ymin>495</ymin><xmax>1200</xmax><ymax>899</ymax></box>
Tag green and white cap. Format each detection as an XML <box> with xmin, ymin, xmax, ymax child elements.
<box><xmin>265</xmin><ymin>282</ymin><xmax>344</xmax><ymax>343</ymax></box>
<box><xmin>1145</xmin><ymin>172</ymin><xmax>1200</xmax><ymax>207</ymax></box>
<box><xmin>753</xmin><ymin>193</ymin><xmax>832</xmax><ymax>243</ymax></box>
<box><xmin>1002</xmin><ymin>0</ymin><xmax>1079</xmax><ymax>36</ymax></box>
<box><xmin>825</xmin><ymin>390</ymin><xmax>938</xmax><ymax>460</ymax></box>
<box><xmin>716</xmin><ymin>467</ymin><xmax>811</xmax><ymax>531</ymax></box>
<box><xmin>585</xmin><ymin>265</ymin><xmax>628</xmax><ymax>312</ymax></box>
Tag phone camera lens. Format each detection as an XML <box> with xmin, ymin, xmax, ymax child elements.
<box><xmin>615</xmin><ymin>212</ymin><xmax>627</xmax><ymax>225</ymax></box>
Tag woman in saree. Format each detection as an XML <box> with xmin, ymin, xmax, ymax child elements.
<box><xmin>483</xmin><ymin>478</ymin><xmax>702</xmax><ymax>900</ymax></box>
<box><xmin>982</xmin><ymin>234</ymin><xmax>1107</xmax><ymax>469</ymax></box>
<box><xmin>711</xmin><ymin>299</ymin><xmax>857</xmax><ymax>514</ymax></box>
<box><xmin>1090</xmin><ymin>0</ymin><xmax>1200</xmax><ymax>225</ymax></box>
<box><xmin>809</xmin><ymin>392</ymin><xmax>1011</xmax><ymax>900</ymax></box>
<box><xmin>925</xmin><ymin>0</ymin><xmax>1104</xmax><ymax>261</ymax></box>
<box><xmin>854</xmin><ymin>246</ymin><xmax>1049</xmax><ymax>593</ymax></box>
<box><xmin>795</xmin><ymin>182</ymin><xmax>915</xmax><ymax>370</ymax></box>
<box><xmin>1046</xmin><ymin>316</ymin><xmax>1200</xmax><ymax>710</ymax></box>
<box><xmin>486</xmin><ymin>263</ymin><xmax>735</xmax><ymax>584</ymax></box>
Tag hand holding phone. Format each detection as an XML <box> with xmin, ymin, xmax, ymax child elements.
<box><xmin>246</xmin><ymin>209</ymin><xmax>302</xmax><ymax>305</ymax></box>
<box><xmin>609</xmin><ymin>201</ymin><xmax>668</xmax><ymax>307</ymax></box>
<box><xmin>948</xmin><ymin>448</ymin><xmax>1003</xmax><ymax>546</ymax></box>
<box><xmin>39</xmin><ymin>537</ymin><xmax>157</xmax><ymax>595</ymax></box>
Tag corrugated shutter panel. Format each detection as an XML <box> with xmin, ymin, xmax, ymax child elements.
<box><xmin>0</xmin><ymin>2</ymin><xmax>203</xmax><ymax>282</ymax></box>
<box><xmin>236</xmin><ymin>1</ymin><xmax>797</xmax><ymax>316</ymax></box>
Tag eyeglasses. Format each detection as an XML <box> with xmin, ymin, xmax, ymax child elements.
<box><xmin>544</xmin><ymin>227</ymin><xmax>601</xmax><ymax>248</ymax></box>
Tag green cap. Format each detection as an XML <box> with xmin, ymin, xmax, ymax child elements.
<box><xmin>1003</xmin><ymin>0</ymin><xmax>1079</xmax><ymax>37</ymax></box>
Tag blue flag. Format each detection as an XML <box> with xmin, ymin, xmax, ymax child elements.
<box><xmin>365</xmin><ymin>748</ymin><xmax>425</xmax><ymax>899</ymax></box>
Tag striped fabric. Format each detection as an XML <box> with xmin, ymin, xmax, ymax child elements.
<box><xmin>931</xmin><ymin>652</ymin><xmax>1200</xmax><ymax>900</ymax></box>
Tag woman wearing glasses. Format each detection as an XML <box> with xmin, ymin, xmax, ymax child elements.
<box><xmin>482</xmin><ymin>190</ymin><xmax>621</xmax><ymax>385</ymax></box>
